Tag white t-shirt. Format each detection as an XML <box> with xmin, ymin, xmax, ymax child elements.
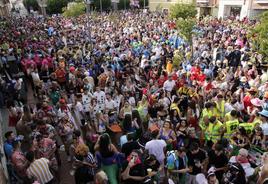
<box><xmin>94</xmin><ymin>91</ymin><xmax>106</xmax><ymax>111</ymax></box>
<box><xmin>145</xmin><ymin>139</ymin><xmax>167</xmax><ymax>164</ymax></box>
<box><xmin>261</xmin><ymin>122</ymin><xmax>268</xmax><ymax>136</ymax></box>
<box><xmin>105</xmin><ymin>99</ymin><xmax>115</xmax><ymax>111</ymax></box>
<box><xmin>163</xmin><ymin>80</ymin><xmax>175</xmax><ymax>92</ymax></box>
<box><xmin>82</xmin><ymin>92</ymin><xmax>92</xmax><ymax>112</ymax></box>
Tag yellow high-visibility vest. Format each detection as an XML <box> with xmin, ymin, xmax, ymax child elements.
<box><xmin>239</xmin><ymin>123</ymin><xmax>256</xmax><ymax>135</ymax></box>
<box><xmin>208</xmin><ymin>121</ymin><xmax>223</xmax><ymax>143</ymax></box>
<box><xmin>224</xmin><ymin>119</ymin><xmax>239</xmax><ymax>138</ymax></box>
<box><xmin>216</xmin><ymin>100</ymin><xmax>225</xmax><ymax>117</ymax></box>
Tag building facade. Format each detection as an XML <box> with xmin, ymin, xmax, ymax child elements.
<box><xmin>149</xmin><ymin>0</ymin><xmax>193</xmax><ymax>11</ymax></box>
<box><xmin>0</xmin><ymin>0</ymin><xmax>10</xmax><ymax>17</ymax></box>
<box><xmin>218</xmin><ymin>0</ymin><xmax>268</xmax><ymax>19</ymax></box>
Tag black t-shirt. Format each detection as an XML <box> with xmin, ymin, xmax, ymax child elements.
<box><xmin>187</xmin><ymin>149</ymin><xmax>207</xmax><ymax>175</ymax></box>
<box><xmin>122</xmin><ymin>161</ymin><xmax>146</xmax><ymax>184</ymax></box>
<box><xmin>121</xmin><ymin>141</ymin><xmax>140</xmax><ymax>157</ymax></box>
<box><xmin>208</xmin><ymin>150</ymin><xmax>228</xmax><ymax>180</ymax></box>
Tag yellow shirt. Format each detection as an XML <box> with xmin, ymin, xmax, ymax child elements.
<box><xmin>224</xmin><ymin>119</ymin><xmax>239</xmax><ymax>138</ymax></box>
<box><xmin>208</xmin><ymin>121</ymin><xmax>223</xmax><ymax>143</ymax></box>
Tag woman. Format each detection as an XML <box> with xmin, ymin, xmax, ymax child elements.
<box><xmin>123</xmin><ymin>114</ymin><xmax>138</xmax><ymax>133</ymax></box>
<box><xmin>251</xmin><ymin>126</ymin><xmax>265</xmax><ymax>148</ymax></box>
<box><xmin>175</xmin><ymin>119</ymin><xmax>188</xmax><ymax>148</ymax></box>
<box><xmin>73</xmin><ymin>144</ymin><xmax>96</xmax><ymax>184</ymax></box>
<box><xmin>58</xmin><ymin>116</ymin><xmax>74</xmax><ymax>162</ymax></box>
<box><xmin>170</xmin><ymin>109</ymin><xmax>180</xmax><ymax>128</ymax></box>
<box><xmin>121</xmin><ymin>150</ymin><xmax>150</xmax><ymax>184</ymax></box>
<box><xmin>119</xmin><ymin>101</ymin><xmax>132</xmax><ymax>120</ymax></box>
<box><xmin>159</xmin><ymin>119</ymin><xmax>176</xmax><ymax>151</ymax></box>
<box><xmin>95</xmin><ymin>133</ymin><xmax>124</xmax><ymax>184</ymax></box>
<box><xmin>7</xmin><ymin>100</ymin><xmax>21</xmax><ymax>127</ymax></box>
<box><xmin>16</xmin><ymin>105</ymin><xmax>33</xmax><ymax>139</ymax></box>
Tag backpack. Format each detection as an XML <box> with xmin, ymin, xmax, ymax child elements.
<box><xmin>166</xmin><ymin>150</ymin><xmax>179</xmax><ymax>170</ymax></box>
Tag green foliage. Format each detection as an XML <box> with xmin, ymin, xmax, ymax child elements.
<box><xmin>23</xmin><ymin>0</ymin><xmax>39</xmax><ymax>11</ymax></box>
<box><xmin>118</xmin><ymin>0</ymin><xmax>130</xmax><ymax>10</ymax></box>
<box><xmin>176</xmin><ymin>18</ymin><xmax>196</xmax><ymax>42</ymax></box>
<box><xmin>139</xmin><ymin>0</ymin><xmax>148</xmax><ymax>8</ymax></box>
<box><xmin>47</xmin><ymin>0</ymin><xmax>69</xmax><ymax>15</ymax></box>
<box><xmin>251</xmin><ymin>11</ymin><xmax>268</xmax><ymax>61</ymax></box>
<box><xmin>63</xmin><ymin>2</ymin><xmax>86</xmax><ymax>17</ymax></box>
<box><xmin>93</xmin><ymin>0</ymin><xmax>111</xmax><ymax>11</ymax></box>
<box><xmin>173</xmin><ymin>50</ymin><xmax>183</xmax><ymax>68</ymax></box>
<box><xmin>170</xmin><ymin>3</ymin><xmax>197</xmax><ymax>20</ymax></box>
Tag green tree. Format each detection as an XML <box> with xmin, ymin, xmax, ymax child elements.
<box><xmin>93</xmin><ymin>0</ymin><xmax>111</xmax><ymax>11</ymax></box>
<box><xmin>63</xmin><ymin>2</ymin><xmax>86</xmax><ymax>17</ymax></box>
<box><xmin>47</xmin><ymin>0</ymin><xmax>69</xmax><ymax>15</ymax></box>
<box><xmin>23</xmin><ymin>0</ymin><xmax>39</xmax><ymax>11</ymax></box>
<box><xmin>118</xmin><ymin>0</ymin><xmax>130</xmax><ymax>10</ymax></box>
<box><xmin>170</xmin><ymin>3</ymin><xmax>197</xmax><ymax>44</ymax></box>
<box><xmin>170</xmin><ymin>3</ymin><xmax>197</xmax><ymax>20</ymax></box>
<box><xmin>251</xmin><ymin>11</ymin><xmax>268</xmax><ymax>61</ymax></box>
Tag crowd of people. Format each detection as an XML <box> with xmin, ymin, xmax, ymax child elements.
<box><xmin>1</xmin><ymin>10</ymin><xmax>268</xmax><ymax>184</ymax></box>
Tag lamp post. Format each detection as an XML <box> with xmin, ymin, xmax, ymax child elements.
<box><xmin>84</xmin><ymin>0</ymin><xmax>92</xmax><ymax>49</ymax></box>
<box><xmin>37</xmin><ymin>0</ymin><xmax>47</xmax><ymax>16</ymax></box>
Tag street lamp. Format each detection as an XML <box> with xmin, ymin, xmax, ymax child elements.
<box><xmin>84</xmin><ymin>0</ymin><xmax>92</xmax><ymax>48</ymax></box>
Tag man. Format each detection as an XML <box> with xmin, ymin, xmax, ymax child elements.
<box><xmin>122</xmin><ymin>133</ymin><xmax>140</xmax><ymax>157</ymax></box>
<box><xmin>223</xmin><ymin>110</ymin><xmax>239</xmax><ymax>139</ymax></box>
<box><xmin>207</xmin><ymin>144</ymin><xmax>228</xmax><ymax>182</ymax></box>
<box><xmin>93</xmin><ymin>86</ymin><xmax>106</xmax><ymax>112</ymax></box>
<box><xmin>257</xmin><ymin>152</ymin><xmax>268</xmax><ymax>184</ymax></box>
<box><xmin>207</xmin><ymin>116</ymin><xmax>223</xmax><ymax>146</ymax></box>
<box><xmin>187</xmin><ymin>143</ymin><xmax>208</xmax><ymax>184</ymax></box>
<box><xmin>4</xmin><ymin>131</ymin><xmax>15</xmax><ymax>160</ymax></box>
<box><xmin>163</xmin><ymin>74</ymin><xmax>175</xmax><ymax>92</ymax></box>
<box><xmin>145</xmin><ymin>130</ymin><xmax>166</xmax><ymax>165</ymax></box>
<box><xmin>82</xmin><ymin>87</ymin><xmax>92</xmax><ymax>120</ymax></box>
<box><xmin>11</xmin><ymin>141</ymin><xmax>29</xmax><ymax>183</ymax></box>
<box><xmin>26</xmin><ymin>151</ymin><xmax>54</xmax><ymax>184</ymax></box>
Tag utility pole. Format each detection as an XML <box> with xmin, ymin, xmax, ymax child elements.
<box><xmin>84</xmin><ymin>0</ymin><xmax>92</xmax><ymax>48</ymax></box>
<box><xmin>100</xmin><ymin>0</ymin><xmax>102</xmax><ymax>13</ymax></box>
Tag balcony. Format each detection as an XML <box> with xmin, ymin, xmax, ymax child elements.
<box><xmin>196</xmin><ymin>0</ymin><xmax>209</xmax><ymax>2</ymax></box>
<box><xmin>255</xmin><ymin>0</ymin><xmax>268</xmax><ymax>3</ymax></box>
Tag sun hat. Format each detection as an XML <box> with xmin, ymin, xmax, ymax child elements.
<box><xmin>251</xmin><ymin>98</ymin><xmax>263</xmax><ymax>107</ymax></box>
<box><xmin>259</xmin><ymin>109</ymin><xmax>268</xmax><ymax>118</ymax></box>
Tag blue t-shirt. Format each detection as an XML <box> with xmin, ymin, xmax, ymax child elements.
<box><xmin>4</xmin><ymin>141</ymin><xmax>13</xmax><ymax>160</ymax></box>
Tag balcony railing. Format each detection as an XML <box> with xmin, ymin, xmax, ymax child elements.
<box><xmin>255</xmin><ymin>0</ymin><xmax>268</xmax><ymax>3</ymax></box>
<box><xmin>196</xmin><ymin>0</ymin><xmax>209</xmax><ymax>3</ymax></box>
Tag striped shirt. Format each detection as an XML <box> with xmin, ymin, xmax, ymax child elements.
<box><xmin>27</xmin><ymin>158</ymin><xmax>53</xmax><ymax>184</ymax></box>
<box><xmin>86</xmin><ymin>152</ymin><xmax>96</xmax><ymax>175</ymax></box>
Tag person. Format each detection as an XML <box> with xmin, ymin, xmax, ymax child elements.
<box><xmin>95</xmin><ymin>170</ymin><xmax>109</xmax><ymax>184</ymax></box>
<box><xmin>207</xmin><ymin>144</ymin><xmax>228</xmax><ymax>182</ymax></box>
<box><xmin>11</xmin><ymin>140</ymin><xmax>29</xmax><ymax>183</ymax></box>
<box><xmin>145</xmin><ymin>130</ymin><xmax>167</xmax><ymax>165</ymax></box>
<box><xmin>187</xmin><ymin>143</ymin><xmax>208</xmax><ymax>184</ymax></box>
<box><xmin>257</xmin><ymin>152</ymin><xmax>268</xmax><ymax>184</ymax></box>
<box><xmin>222</xmin><ymin>163</ymin><xmax>246</xmax><ymax>184</ymax></box>
<box><xmin>159</xmin><ymin>118</ymin><xmax>176</xmax><ymax>150</ymax></box>
<box><xmin>229</xmin><ymin>148</ymin><xmax>255</xmax><ymax>177</ymax></box>
<box><xmin>4</xmin><ymin>131</ymin><xmax>15</xmax><ymax>160</ymax></box>
<box><xmin>121</xmin><ymin>150</ymin><xmax>149</xmax><ymax>184</ymax></box>
<box><xmin>95</xmin><ymin>133</ymin><xmax>123</xmax><ymax>184</ymax></box>
<box><xmin>73</xmin><ymin>144</ymin><xmax>96</xmax><ymax>184</ymax></box>
<box><xmin>167</xmin><ymin>147</ymin><xmax>190</xmax><ymax>184</ymax></box>
<box><xmin>121</xmin><ymin>133</ymin><xmax>140</xmax><ymax>157</ymax></box>
<box><xmin>26</xmin><ymin>151</ymin><xmax>54</xmax><ymax>184</ymax></box>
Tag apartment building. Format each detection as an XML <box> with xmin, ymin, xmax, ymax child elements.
<box><xmin>149</xmin><ymin>0</ymin><xmax>193</xmax><ymax>11</ymax></box>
